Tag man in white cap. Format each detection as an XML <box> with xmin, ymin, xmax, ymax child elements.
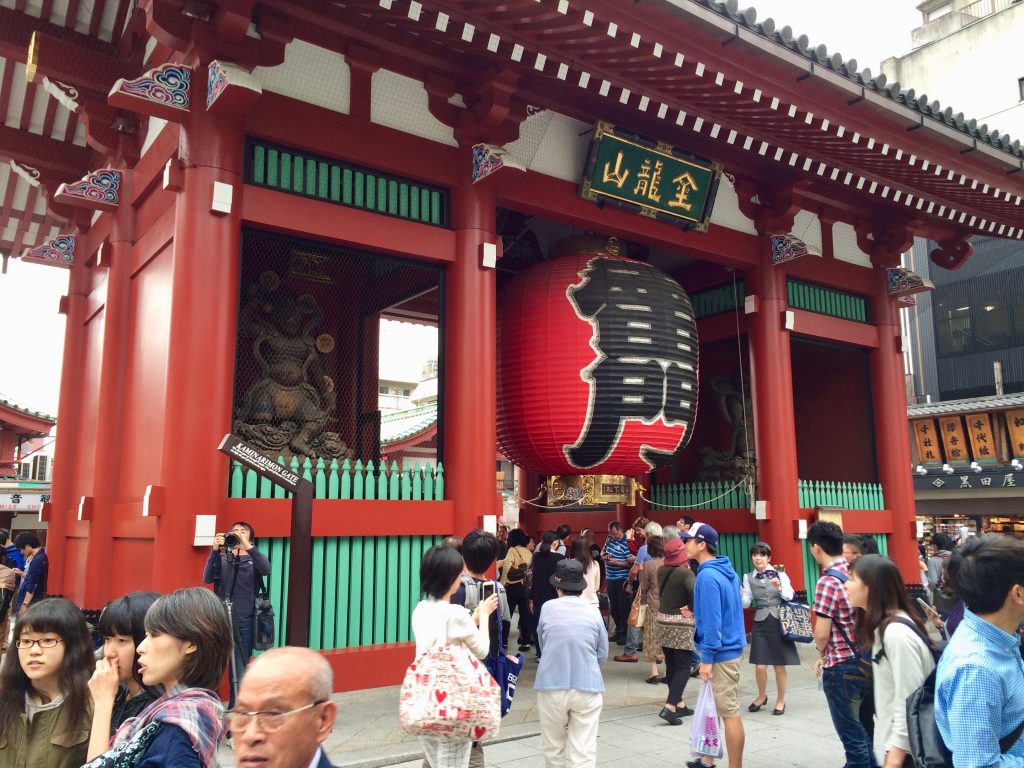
<box><xmin>682</xmin><ymin>522</ymin><xmax>746</xmax><ymax>768</ymax></box>
<box><xmin>534</xmin><ymin>558</ymin><xmax>610</xmax><ymax>768</ymax></box>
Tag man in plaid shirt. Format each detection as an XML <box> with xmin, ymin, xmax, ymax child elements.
<box><xmin>809</xmin><ymin>521</ymin><xmax>874</xmax><ymax>768</ymax></box>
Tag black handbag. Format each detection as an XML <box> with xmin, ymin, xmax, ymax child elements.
<box><xmin>253</xmin><ymin>571</ymin><xmax>276</xmax><ymax>651</ymax></box>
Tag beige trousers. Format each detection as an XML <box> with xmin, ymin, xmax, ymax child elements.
<box><xmin>537</xmin><ymin>690</ymin><xmax>603</xmax><ymax>768</ymax></box>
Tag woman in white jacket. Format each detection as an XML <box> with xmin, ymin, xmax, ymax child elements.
<box><xmin>411</xmin><ymin>544</ymin><xmax>498</xmax><ymax>768</ymax></box>
<box><xmin>845</xmin><ymin>554</ymin><xmax>936</xmax><ymax>768</ymax></box>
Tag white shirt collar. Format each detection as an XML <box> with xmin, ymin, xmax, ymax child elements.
<box><xmin>306</xmin><ymin>747</ymin><xmax>323</xmax><ymax>768</ymax></box>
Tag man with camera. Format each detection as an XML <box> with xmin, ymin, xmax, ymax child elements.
<box><xmin>203</xmin><ymin>521</ymin><xmax>271</xmax><ymax>705</ymax></box>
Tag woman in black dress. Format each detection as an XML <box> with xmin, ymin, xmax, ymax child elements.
<box><xmin>529</xmin><ymin>531</ymin><xmax>564</xmax><ymax>660</ymax></box>
<box><xmin>740</xmin><ymin>541</ymin><xmax>799</xmax><ymax>715</ymax></box>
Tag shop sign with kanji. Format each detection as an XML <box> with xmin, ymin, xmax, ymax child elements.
<box><xmin>580</xmin><ymin>122</ymin><xmax>722</xmax><ymax>231</ymax></box>
<box><xmin>914</xmin><ymin>467</ymin><xmax>1022</xmax><ymax>492</ymax></box>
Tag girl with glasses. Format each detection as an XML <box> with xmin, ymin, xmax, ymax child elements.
<box><xmin>82</xmin><ymin>587</ymin><xmax>233</xmax><ymax>768</ymax></box>
<box><xmin>0</xmin><ymin>598</ymin><xmax>95</xmax><ymax>768</ymax></box>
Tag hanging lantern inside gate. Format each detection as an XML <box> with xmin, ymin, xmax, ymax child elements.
<box><xmin>496</xmin><ymin>235</ymin><xmax>699</xmax><ymax>477</ymax></box>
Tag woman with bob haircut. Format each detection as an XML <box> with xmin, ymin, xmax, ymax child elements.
<box><xmin>740</xmin><ymin>540</ymin><xmax>799</xmax><ymax>715</ymax></box>
<box><xmin>411</xmin><ymin>544</ymin><xmax>498</xmax><ymax>768</ymax></box>
<box><xmin>845</xmin><ymin>554</ymin><xmax>935</xmax><ymax>768</ymax></box>
<box><xmin>83</xmin><ymin>587</ymin><xmax>232</xmax><ymax>768</ymax></box>
<box><xmin>87</xmin><ymin>591</ymin><xmax>163</xmax><ymax>741</ymax></box>
<box><xmin>0</xmin><ymin>598</ymin><xmax>95</xmax><ymax>768</ymax></box>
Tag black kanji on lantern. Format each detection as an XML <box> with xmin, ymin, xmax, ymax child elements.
<box><xmin>564</xmin><ymin>256</ymin><xmax>699</xmax><ymax>468</ymax></box>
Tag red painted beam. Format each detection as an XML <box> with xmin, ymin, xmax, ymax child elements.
<box><xmin>0</xmin><ymin>124</ymin><xmax>93</xmax><ymax>179</ymax></box>
<box><xmin>223</xmin><ymin>498</ymin><xmax>456</xmax><ymax>539</ymax></box>
<box><xmin>242</xmin><ymin>184</ymin><xmax>456</xmax><ymax>265</ymax></box>
<box><xmin>789</xmin><ymin>308</ymin><xmax>880</xmax><ymax>349</ymax></box>
<box><xmin>0</xmin><ymin>5</ymin><xmax>116</xmax><ymax>64</ymax></box>
<box><xmin>498</xmin><ymin>172</ymin><xmax>759</xmax><ymax>269</ymax></box>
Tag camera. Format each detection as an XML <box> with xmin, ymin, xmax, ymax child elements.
<box><xmin>223</xmin><ymin>532</ymin><xmax>241</xmax><ymax>549</ymax></box>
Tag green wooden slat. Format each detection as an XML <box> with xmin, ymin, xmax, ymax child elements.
<box><xmin>322</xmin><ymin>537</ymin><xmax>338</xmax><ymax>650</ymax></box>
<box><xmin>252</xmin><ymin>145</ymin><xmax>266</xmax><ymax>184</ymax></box>
<box><xmin>317</xmin><ymin>161</ymin><xmax>329</xmax><ymax>199</ymax></box>
<box><xmin>421</xmin><ymin>189</ymin><xmax>430</xmax><ymax>223</ymax></box>
<box><xmin>342</xmin><ymin>168</ymin><xmax>353</xmax><ymax>204</ymax></box>
<box><xmin>802</xmin><ymin>539</ymin><xmax>819</xmax><ymax>606</ymax></box>
<box><xmin>364</xmin><ymin>460</ymin><xmax>377</xmax><ymax>500</ymax></box>
<box><xmin>315</xmin><ymin>458</ymin><xmax>327</xmax><ymax>498</ymax></box>
<box><xmin>355</xmin><ymin>171</ymin><xmax>365</xmax><ymax>207</ymax></box>
<box><xmin>353</xmin><ymin>459</ymin><xmax>364</xmax><ymax>499</ymax></box>
<box><xmin>423</xmin><ymin>466</ymin><xmax>435</xmax><ymax>501</ymax></box>
<box><xmin>398</xmin><ymin>536</ymin><xmax>412</xmax><ymax>642</ymax></box>
<box><xmin>267</xmin><ymin>149</ymin><xmax>278</xmax><ymax>186</ymax></box>
<box><xmin>348</xmin><ymin>538</ymin><xmax>362</xmax><ymax>647</ymax></box>
<box><xmin>378</xmin><ymin>461</ymin><xmax>388</xmax><ymax>500</ymax></box>
<box><xmin>412</xmin><ymin>466</ymin><xmax>422</xmax><ymax>499</ymax></box>
<box><xmin>280</xmin><ymin>153</ymin><xmax>291</xmax><ymax>190</ymax></box>
<box><xmin>365</xmin><ymin>174</ymin><xmax>376</xmax><ymax>210</ymax></box>
<box><xmin>401</xmin><ymin>467</ymin><xmax>412</xmax><ymax>500</ymax></box>
<box><xmin>410</xmin><ymin>184</ymin><xmax>420</xmax><ymax>220</ymax></box>
<box><xmin>389</xmin><ymin>461</ymin><xmax>400</xmax><ymax>499</ymax></box>
<box><xmin>374</xmin><ymin>537</ymin><xmax>388</xmax><ymax>644</ymax></box>
<box><xmin>330</xmin><ymin>165</ymin><xmax>341</xmax><ymax>202</ymax></box>
<box><xmin>309</xmin><ymin>537</ymin><xmax>325</xmax><ymax>650</ymax></box>
<box><xmin>335</xmin><ymin>537</ymin><xmax>351</xmax><ymax>648</ymax></box>
<box><xmin>399</xmin><ymin>183</ymin><xmax>409</xmax><ymax>218</ymax></box>
<box><xmin>340</xmin><ymin>458</ymin><xmax>352</xmax><ymax>499</ymax></box>
<box><xmin>328</xmin><ymin>459</ymin><xmax>340</xmax><ymax>499</ymax></box>
<box><xmin>435</xmin><ymin>463</ymin><xmax>444</xmax><ymax>500</ymax></box>
<box><xmin>378</xmin><ymin>177</ymin><xmax>387</xmax><ymax>212</ymax></box>
<box><xmin>362</xmin><ymin>537</ymin><xmax>375</xmax><ymax>646</ymax></box>
<box><xmin>386</xmin><ymin>538</ymin><xmax>400</xmax><ymax>644</ymax></box>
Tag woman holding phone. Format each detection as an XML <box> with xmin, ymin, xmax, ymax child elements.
<box><xmin>740</xmin><ymin>541</ymin><xmax>798</xmax><ymax>715</ymax></box>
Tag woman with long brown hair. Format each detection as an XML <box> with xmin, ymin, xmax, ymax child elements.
<box><xmin>845</xmin><ymin>555</ymin><xmax>936</xmax><ymax>768</ymax></box>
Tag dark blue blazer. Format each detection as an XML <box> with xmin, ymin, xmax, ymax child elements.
<box><xmin>317</xmin><ymin>749</ymin><xmax>336</xmax><ymax>768</ymax></box>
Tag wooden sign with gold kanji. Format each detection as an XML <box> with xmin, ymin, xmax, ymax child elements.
<box><xmin>912</xmin><ymin>419</ymin><xmax>942</xmax><ymax>466</ymax></box>
<box><xmin>938</xmin><ymin>416</ymin><xmax>969</xmax><ymax>465</ymax></box>
<box><xmin>1006</xmin><ymin>409</ymin><xmax>1024</xmax><ymax>460</ymax></box>
<box><xmin>965</xmin><ymin>413</ymin><xmax>997</xmax><ymax>464</ymax></box>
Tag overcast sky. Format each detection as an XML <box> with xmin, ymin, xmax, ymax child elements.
<box><xmin>0</xmin><ymin>1</ymin><xmax>924</xmax><ymax>417</ymax></box>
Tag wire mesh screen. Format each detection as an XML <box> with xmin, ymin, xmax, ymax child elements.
<box><xmin>231</xmin><ymin>229</ymin><xmax>443</xmax><ymax>471</ymax></box>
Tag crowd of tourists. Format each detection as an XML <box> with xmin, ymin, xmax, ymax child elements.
<box><xmin>2</xmin><ymin>516</ymin><xmax>1023</xmax><ymax>768</ymax></box>
<box><xmin>410</xmin><ymin>519</ymin><xmax>1024</xmax><ymax>768</ymax></box>
<box><xmin>0</xmin><ymin>522</ymin><xmax>336</xmax><ymax>768</ymax></box>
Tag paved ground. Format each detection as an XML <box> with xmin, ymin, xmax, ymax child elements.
<box><xmin>219</xmin><ymin>635</ymin><xmax>849</xmax><ymax>768</ymax></box>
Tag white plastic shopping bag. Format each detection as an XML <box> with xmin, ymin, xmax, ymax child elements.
<box><xmin>688</xmin><ymin>681</ymin><xmax>725</xmax><ymax>759</ymax></box>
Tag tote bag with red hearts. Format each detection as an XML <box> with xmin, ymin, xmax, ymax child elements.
<box><xmin>399</xmin><ymin>641</ymin><xmax>501</xmax><ymax>742</ymax></box>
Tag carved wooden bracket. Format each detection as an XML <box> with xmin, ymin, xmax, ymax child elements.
<box><xmin>109</xmin><ymin>63</ymin><xmax>193</xmax><ymax>122</ymax></box>
<box><xmin>20</xmin><ymin>234</ymin><xmax>76</xmax><ymax>268</ymax></box>
<box><xmin>54</xmin><ymin>168</ymin><xmax>122</xmax><ymax>211</ymax></box>
<box><xmin>886</xmin><ymin>267</ymin><xmax>934</xmax><ymax>296</ymax></box>
<box><xmin>206</xmin><ymin>59</ymin><xmax>262</xmax><ymax>115</ymax></box>
<box><xmin>857</xmin><ymin>221</ymin><xmax>914</xmax><ymax>267</ymax></box>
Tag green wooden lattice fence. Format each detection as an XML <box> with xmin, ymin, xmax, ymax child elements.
<box><xmin>260</xmin><ymin>535</ymin><xmax>444</xmax><ymax>651</ymax></box>
<box><xmin>230</xmin><ymin>458</ymin><xmax>444</xmax><ymax>500</ymax></box>
<box><xmin>798</xmin><ymin>480</ymin><xmax>885</xmax><ymax>510</ymax></box>
<box><xmin>786</xmin><ymin>279</ymin><xmax>869</xmax><ymax>323</ymax></box>
<box><xmin>247</xmin><ymin>139</ymin><xmax>449</xmax><ymax>227</ymax></box>
<box><xmin>649</xmin><ymin>480</ymin><xmax>750</xmax><ymax>510</ymax></box>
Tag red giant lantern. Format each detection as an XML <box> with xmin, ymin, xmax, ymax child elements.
<box><xmin>496</xmin><ymin>236</ymin><xmax>699</xmax><ymax>476</ymax></box>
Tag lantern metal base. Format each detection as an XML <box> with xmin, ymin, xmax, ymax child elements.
<box><xmin>546</xmin><ymin>474</ymin><xmax>636</xmax><ymax>507</ymax></box>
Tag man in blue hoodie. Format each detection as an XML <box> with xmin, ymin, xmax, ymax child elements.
<box><xmin>682</xmin><ymin>522</ymin><xmax>745</xmax><ymax>768</ymax></box>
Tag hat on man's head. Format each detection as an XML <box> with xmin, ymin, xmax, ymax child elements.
<box><xmin>663</xmin><ymin>538</ymin><xmax>688</xmax><ymax>566</ymax></box>
<box><xmin>550</xmin><ymin>559</ymin><xmax>588</xmax><ymax>592</ymax></box>
<box><xmin>680</xmin><ymin>522</ymin><xmax>719</xmax><ymax>551</ymax></box>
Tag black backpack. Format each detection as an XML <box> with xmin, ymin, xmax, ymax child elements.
<box><xmin>902</xmin><ymin>617</ymin><xmax>1024</xmax><ymax>767</ymax></box>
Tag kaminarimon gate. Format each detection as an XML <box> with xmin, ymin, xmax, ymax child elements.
<box><xmin>4</xmin><ymin>0</ymin><xmax>1023</xmax><ymax>690</ymax></box>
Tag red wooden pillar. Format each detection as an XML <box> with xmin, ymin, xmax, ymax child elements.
<box><xmin>83</xmin><ymin>173</ymin><xmax>133</xmax><ymax>606</ymax></box>
<box><xmin>870</xmin><ymin>263</ymin><xmax>919</xmax><ymax>580</ymax></box>
<box><xmin>748</xmin><ymin>241</ymin><xmax>804</xmax><ymax>591</ymax></box>
<box><xmin>48</xmin><ymin>262</ymin><xmax>88</xmax><ymax>593</ymax></box>
<box><xmin>444</xmin><ymin>151</ymin><xmax>499</xmax><ymax>537</ymax></box>
<box><xmin>152</xmin><ymin>104</ymin><xmax>245</xmax><ymax>591</ymax></box>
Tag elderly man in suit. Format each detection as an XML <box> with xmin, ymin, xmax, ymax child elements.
<box><xmin>230</xmin><ymin>646</ymin><xmax>338</xmax><ymax>768</ymax></box>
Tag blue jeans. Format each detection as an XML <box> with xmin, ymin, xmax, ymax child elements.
<box><xmin>624</xmin><ymin>625</ymin><xmax>643</xmax><ymax>655</ymax></box>
<box><xmin>822</xmin><ymin>659</ymin><xmax>875</xmax><ymax>768</ymax></box>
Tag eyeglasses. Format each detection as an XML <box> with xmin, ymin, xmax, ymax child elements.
<box><xmin>16</xmin><ymin>638</ymin><xmax>64</xmax><ymax>650</ymax></box>
<box><xmin>223</xmin><ymin>700</ymin><xmax>326</xmax><ymax>733</ymax></box>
